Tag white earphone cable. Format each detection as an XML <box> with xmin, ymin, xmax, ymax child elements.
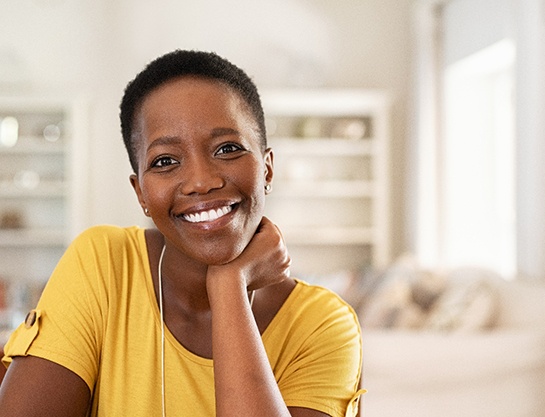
<box><xmin>158</xmin><ymin>244</ymin><xmax>167</xmax><ymax>417</ymax></box>
<box><xmin>156</xmin><ymin>243</ymin><xmax>255</xmax><ymax>417</ymax></box>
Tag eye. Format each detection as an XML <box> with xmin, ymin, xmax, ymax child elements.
<box><xmin>215</xmin><ymin>143</ymin><xmax>245</xmax><ymax>156</ymax></box>
<box><xmin>151</xmin><ymin>156</ymin><xmax>179</xmax><ymax>168</ymax></box>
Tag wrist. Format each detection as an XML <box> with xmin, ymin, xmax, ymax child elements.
<box><xmin>206</xmin><ymin>267</ymin><xmax>247</xmax><ymax>305</ymax></box>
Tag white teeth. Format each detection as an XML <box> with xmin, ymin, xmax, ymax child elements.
<box><xmin>183</xmin><ymin>205</ymin><xmax>233</xmax><ymax>223</ymax></box>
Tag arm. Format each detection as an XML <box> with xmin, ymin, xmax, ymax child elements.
<box><xmin>206</xmin><ymin>217</ymin><xmax>330</xmax><ymax>417</ymax></box>
<box><xmin>0</xmin><ymin>356</ymin><xmax>90</xmax><ymax>417</ymax></box>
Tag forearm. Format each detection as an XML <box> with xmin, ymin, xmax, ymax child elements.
<box><xmin>208</xmin><ymin>276</ymin><xmax>290</xmax><ymax>417</ymax></box>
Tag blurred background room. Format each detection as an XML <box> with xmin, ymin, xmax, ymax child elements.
<box><xmin>0</xmin><ymin>0</ymin><xmax>544</xmax><ymax>416</ymax></box>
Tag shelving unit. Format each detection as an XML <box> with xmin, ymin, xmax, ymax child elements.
<box><xmin>261</xmin><ymin>89</ymin><xmax>390</xmax><ymax>278</ymax></box>
<box><xmin>0</xmin><ymin>97</ymin><xmax>88</xmax><ymax>328</ymax></box>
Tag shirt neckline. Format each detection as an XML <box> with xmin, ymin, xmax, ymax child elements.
<box><xmin>137</xmin><ymin>227</ymin><xmax>304</xmax><ymax>363</ymax></box>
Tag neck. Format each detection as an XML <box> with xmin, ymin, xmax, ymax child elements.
<box><xmin>160</xmin><ymin>244</ymin><xmax>212</xmax><ymax>313</ymax></box>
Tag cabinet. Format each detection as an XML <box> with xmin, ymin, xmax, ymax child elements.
<box><xmin>0</xmin><ymin>97</ymin><xmax>88</xmax><ymax>330</ymax></box>
<box><xmin>261</xmin><ymin>89</ymin><xmax>390</xmax><ymax>279</ymax></box>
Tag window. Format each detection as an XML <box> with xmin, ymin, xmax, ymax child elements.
<box><xmin>411</xmin><ymin>2</ymin><xmax>517</xmax><ymax>279</ymax></box>
<box><xmin>442</xmin><ymin>39</ymin><xmax>516</xmax><ymax>277</ymax></box>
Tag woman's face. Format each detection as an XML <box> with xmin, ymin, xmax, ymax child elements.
<box><xmin>130</xmin><ymin>76</ymin><xmax>273</xmax><ymax>266</ymax></box>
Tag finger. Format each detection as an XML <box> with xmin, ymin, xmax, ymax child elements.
<box><xmin>252</xmin><ymin>216</ymin><xmax>272</xmax><ymax>237</ymax></box>
<box><xmin>260</xmin><ymin>216</ymin><xmax>287</xmax><ymax>243</ymax></box>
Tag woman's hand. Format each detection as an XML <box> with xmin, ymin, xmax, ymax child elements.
<box><xmin>206</xmin><ymin>216</ymin><xmax>291</xmax><ymax>293</ymax></box>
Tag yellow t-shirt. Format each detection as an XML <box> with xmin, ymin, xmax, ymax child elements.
<box><xmin>3</xmin><ymin>225</ymin><xmax>364</xmax><ymax>416</ymax></box>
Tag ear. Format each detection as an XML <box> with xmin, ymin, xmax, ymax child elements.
<box><xmin>129</xmin><ymin>173</ymin><xmax>150</xmax><ymax>216</ymax></box>
<box><xmin>264</xmin><ymin>147</ymin><xmax>274</xmax><ymax>185</ymax></box>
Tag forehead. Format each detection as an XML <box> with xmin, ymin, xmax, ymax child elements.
<box><xmin>136</xmin><ymin>76</ymin><xmax>255</xmax><ymax>130</ymax></box>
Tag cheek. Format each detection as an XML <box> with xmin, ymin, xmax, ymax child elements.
<box><xmin>243</xmin><ymin>158</ymin><xmax>267</xmax><ymax>190</ymax></box>
<box><xmin>236</xmin><ymin>166</ymin><xmax>266</xmax><ymax>209</ymax></box>
<box><xmin>142</xmin><ymin>179</ymin><xmax>174</xmax><ymax>211</ymax></box>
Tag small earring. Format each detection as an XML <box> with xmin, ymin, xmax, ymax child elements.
<box><xmin>265</xmin><ymin>184</ymin><xmax>272</xmax><ymax>193</ymax></box>
<box><xmin>144</xmin><ymin>208</ymin><xmax>150</xmax><ymax>216</ymax></box>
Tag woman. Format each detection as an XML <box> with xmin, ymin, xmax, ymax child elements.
<box><xmin>0</xmin><ymin>50</ymin><xmax>363</xmax><ymax>417</ymax></box>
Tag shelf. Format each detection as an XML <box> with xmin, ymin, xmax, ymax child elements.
<box><xmin>0</xmin><ymin>228</ymin><xmax>67</xmax><ymax>247</ymax></box>
<box><xmin>272</xmin><ymin>180</ymin><xmax>374</xmax><ymax>198</ymax></box>
<box><xmin>0</xmin><ymin>181</ymin><xmax>67</xmax><ymax>198</ymax></box>
<box><xmin>0</xmin><ymin>137</ymin><xmax>65</xmax><ymax>155</ymax></box>
<box><xmin>270</xmin><ymin>137</ymin><xmax>374</xmax><ymax>156</ymax></box>
<box><xmin>260</xmin><ymin>89</ymin><xmax>391</xmax><ymax>272</ymax></box>
<box><xmin>0</xmin><ymin>96</ymin><xmax>88</xmax><ymax>318</ymax></box>
<box><xmin>282</xmin><ymin>226</ymin><xmax>374</xmax><ymax>246</ymax></box>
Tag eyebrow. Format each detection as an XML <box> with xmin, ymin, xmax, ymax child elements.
<box><xmin>147</xmin><ymin>128</ymin><xmax>242</xmax><ymax>151</ymax></box>
<box><xmin>210</xmin><ymin>127</ymin><xmax>241</xmax><ymax>138</ymax></box>
<box><xmin>147</xmin><ymin>135</ymin><xmax>182</xmax><ymax>152</ymax></box>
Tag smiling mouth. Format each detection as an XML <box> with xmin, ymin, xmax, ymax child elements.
<box><xmin>182</xmin><ymin>205</ymin><xmax>234</xmax><ymax>223</ymax></box>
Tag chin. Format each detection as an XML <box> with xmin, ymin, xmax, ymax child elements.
<box><xmin>193</xmin><ymin>239</ymin><xmax>247</xmax><ymax>266</ymax></box>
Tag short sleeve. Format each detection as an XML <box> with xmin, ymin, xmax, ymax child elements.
<box><xmin>2</xmin><ymin>309</ymin><xmax>42</xmax><ymax>365</ymax></box>
<box><xmin>345</xmin><ymin>389</ymin><xmax>367</xmax><ymax>417</ymax></box>
<box><xmin>2</xmin><ymin>226</ymin><xmax>114</xmax><ymax>390</ymax></box>
<box><xmin>269</xmin><ymin>282</ymin><xmax>364</xmax><ymax>417</ymax></box>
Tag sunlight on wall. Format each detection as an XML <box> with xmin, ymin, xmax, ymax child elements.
<box><xmin>443</xmin><ymin>39</ymin><xmax>516</xmax><ymax>278</ymax></box>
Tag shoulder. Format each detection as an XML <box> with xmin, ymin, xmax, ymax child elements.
<box><xmin>274</xmin><ymin>279</ymin><xmax>362</xmax><ymax>342</ymax></box>
<box><xmin>69</xmin><ymin>225</ymin><xmax>145</xmax><ymax>253</ymax></box>
<box><xmin>293</xmin><ymin>279</ymin><xmax>358</xmax><ymax>319</ymax></box>
<box><xmin>290</xmin><ymin>280</ymin><xmax>362</xmax><ymax>356</ymax></box>
<box><xmin>73</xmin><ymin>224</ymin><xmax>143</xmax><ymax>243</ymax></box>
<box><xmin>59</xmin><ymin>225</ymin><xmax>149</xmax><ymax>276</ymax></box>
<box><xmin>45</xmin><ymin>225</ymin><xmax>152</xmax><ymax>309</ymax></box>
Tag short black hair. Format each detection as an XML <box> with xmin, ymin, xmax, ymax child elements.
<box><xmin>120</xmin><ymin>50</ymin><xmax>266</xmax><ymax>173</ymax></box>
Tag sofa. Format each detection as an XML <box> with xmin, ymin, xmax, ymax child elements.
<box><xmin>343</xmin><ymin>262</ymin><xmax>545</xmax><ymax>417</ymax></box>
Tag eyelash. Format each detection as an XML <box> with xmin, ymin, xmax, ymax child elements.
<box><xmin>216</xmin><ymin>143</ymin><xmax>244</xmax><ymax>155</ymax></box>
<box><xmin>151</xmin><ymin>156</ymin><xmax>178</xmax><ymax>168</ymax></box>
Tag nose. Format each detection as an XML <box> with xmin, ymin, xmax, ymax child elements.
<box><xmin>179</xmin><ymin>155</ymin><xmax>224</xmax><ymax>195</ymax></box>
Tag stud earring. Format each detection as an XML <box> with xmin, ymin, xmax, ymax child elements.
<box><xmin>144</xmin><ymin>208</ymin><xmax>150</xmax><ymax>216</ymax></box>
<box><xmin>265</xmin><ymin>184</ymin><xmax>272</xmax><ymax>193</ymax></box>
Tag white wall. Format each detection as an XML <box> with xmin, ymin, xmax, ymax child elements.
<box><xmin>0</xmin><ymin>0</ymin><xmax>109</xmax><ymax>93</ymax></box>
<box><xmin>514</xmin><ymin>0</ymin><xmax>545</xmax><ymax>281</ymax></box>
<box><xmin>0</xmin><ymin>0</ymin><xmax>415</xmax><ymax>258</ymax></box>
<box><xmin>443</xmin><ymin>0</ymin><xmax>514</xmax><ymax>65</ymax></box>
